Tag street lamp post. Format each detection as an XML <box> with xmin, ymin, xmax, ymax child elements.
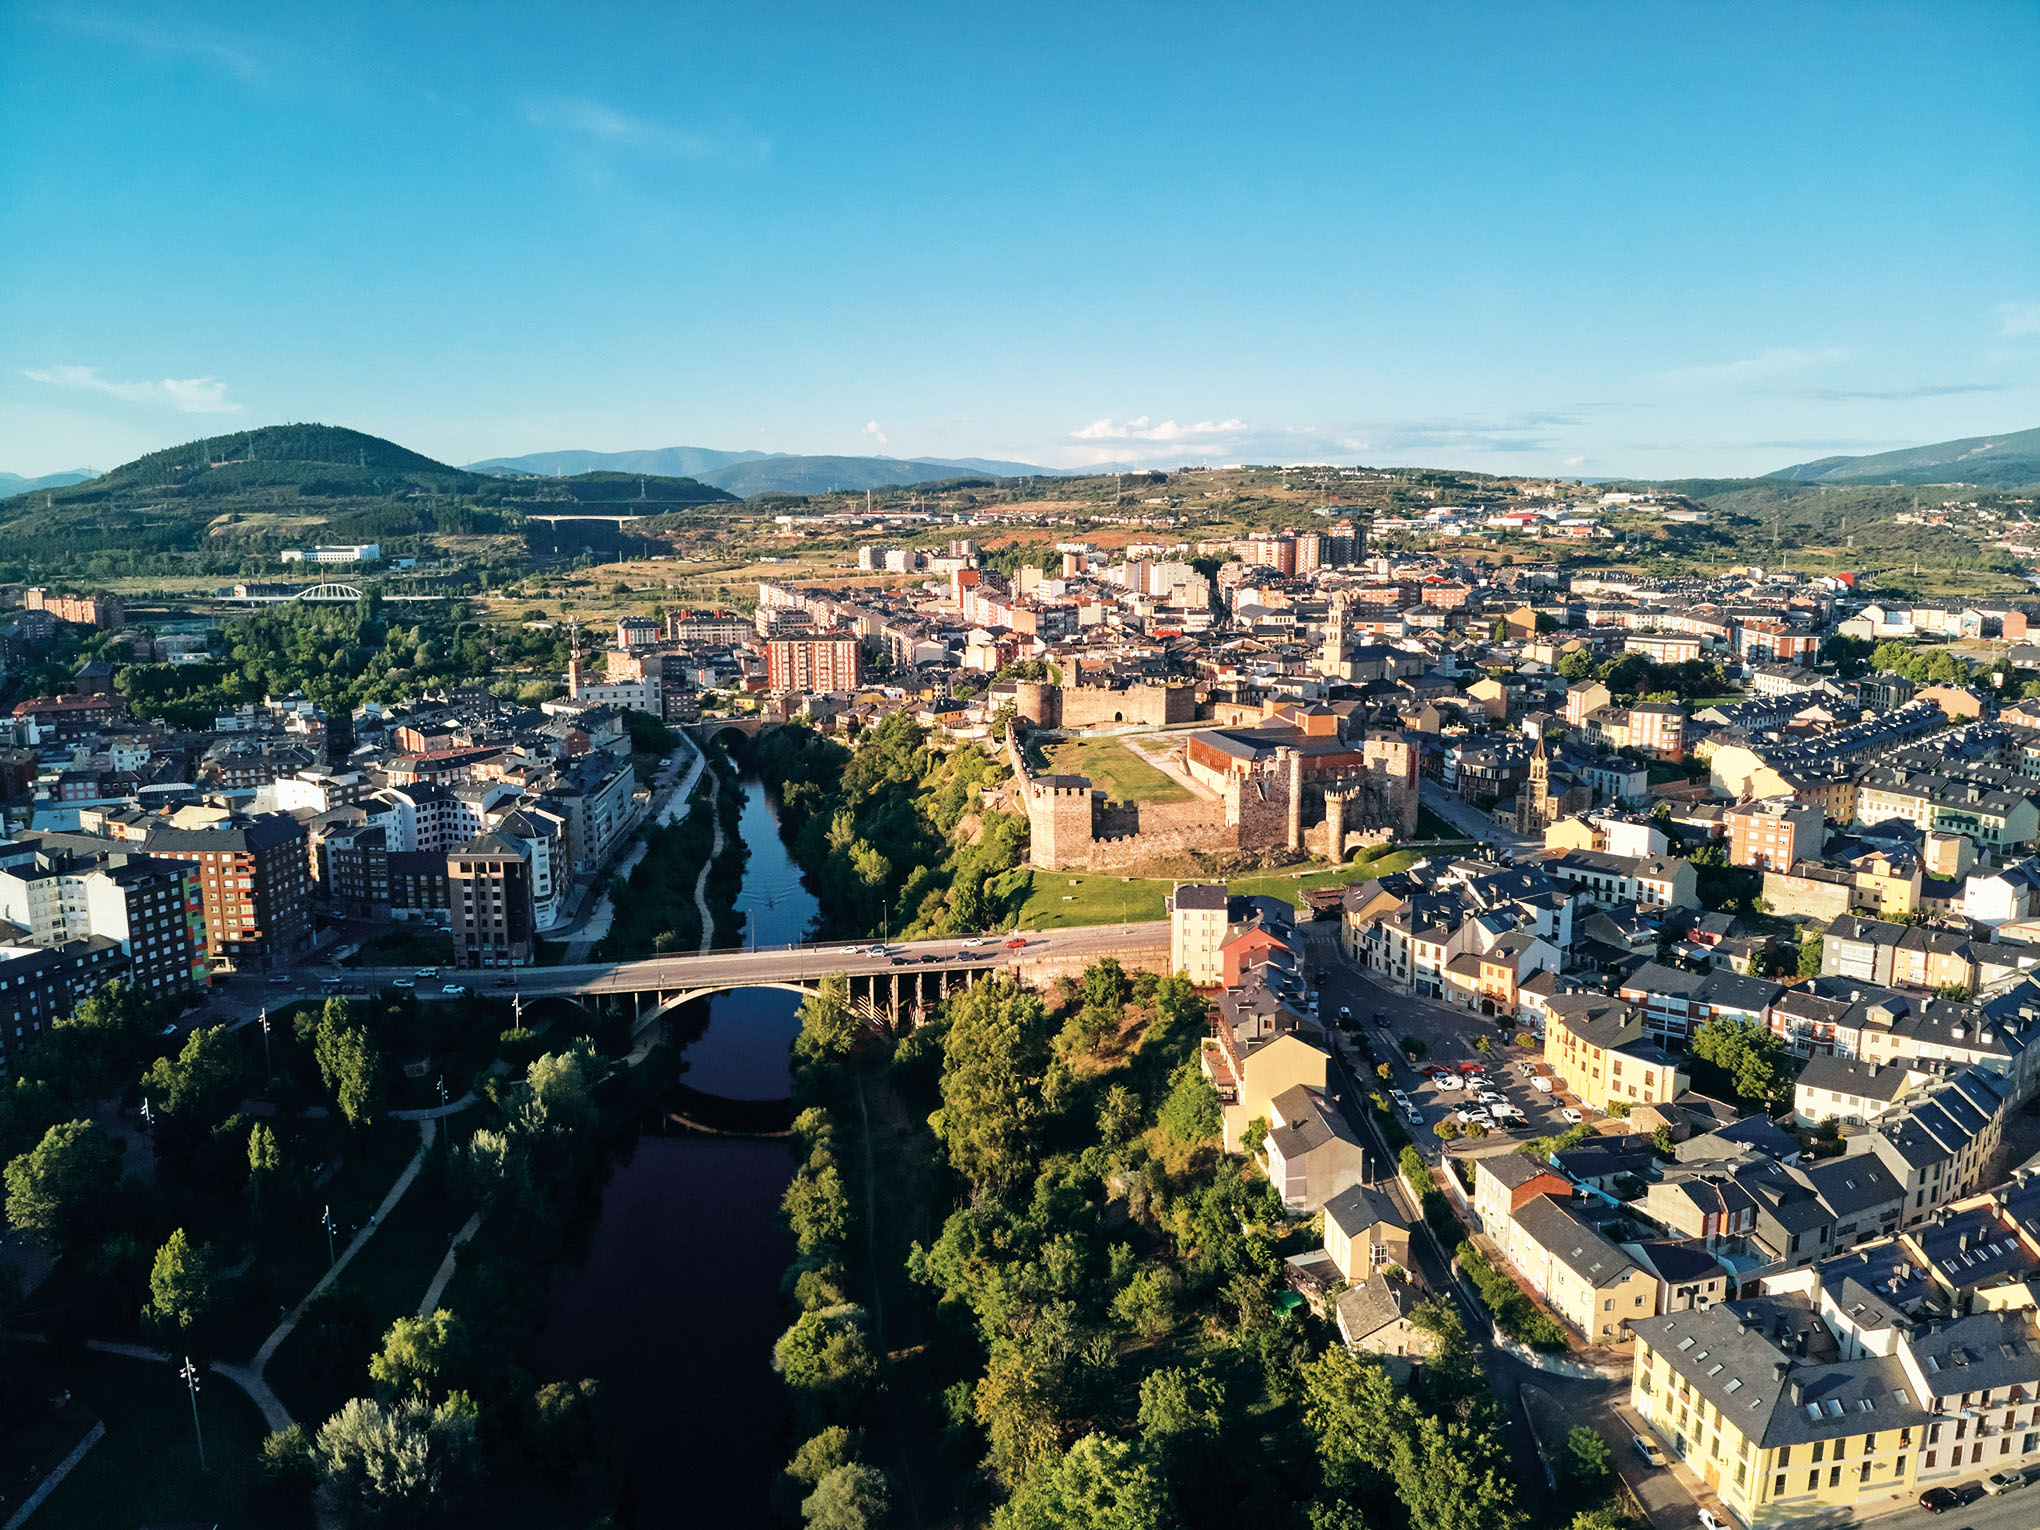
<box><xmin>179</xmin><ymin>1355</ymin><xmax>207</xmax><ymax>1472</ymax></box>
<box><xmin>321</xmin><ymin>1204</ymin><xmax>337</xmax><ymax>1268</ymax></box>
<box><xmin>258</xmin><ymin>1008</ymin><xmax>271</xmax><ymax>1078</ymax></box>
<box><xmin>437</xmin><ymin>1076</ymin><xmax>447</xmax><ymax>1111</ymax></box>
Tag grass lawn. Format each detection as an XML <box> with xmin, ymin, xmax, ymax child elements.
<box><xmin>266</xmin><ymin>1137</ymin><xmax>476</xmax><ymax>1426</ymax></box>
<box><xmin>1042</xmin><ymin>735</ymin><xmax>1192</xmax><ymax>802</ymax></box>
<box><xmin>1415</xmin><ymin>804</ymin><xmax>1461</xmax><ymax>840</ymax></box>
<box><xmin>1687</xmin><ymin>694</ymin><xmax>1746</xmax><ymax>710</ymax></box>
<box><xmin>24</xmin><ymin>1347</ymin><xmax>308</xmax><ymax>1530</ymax></box>
<box><xmin>1008</xmin><ymin>842</ymin><xmax>1477</xmax><ymax>930</ymax></box>
<box><xmin>342</xmin><ymin>926</ymin><xmax>454</xmax><ymax>968</ymax></box>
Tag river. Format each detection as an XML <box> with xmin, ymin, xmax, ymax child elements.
<box><xmin>538</xmin><ymin>771</ymin><xmax>818</xmax><ymax>1525</ymax></box>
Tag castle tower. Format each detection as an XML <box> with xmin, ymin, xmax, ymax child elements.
<box><xmin>1324</xmin><ymin>786</ymin><xmax>1350</xmax><ymax>862</ymax></box>
<box><xmin>1285</xmin><ymin>747</ymin><xmax>1303</xmax><ymax>852</ymax></box>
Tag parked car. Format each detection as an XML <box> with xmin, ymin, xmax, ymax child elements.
<box><xmin>1631</xmin><ymin>1435</ymin><xmax>1665</xmax><ymax>1468</ymax></box>
<box><xmin>1917</xmin><ymin>1487</ymin><xmax>1960</xmax><ymax>1513</ymax></box>
<box><xmin>1389</xmin><ymin>1089</ymin><xmax>1411</xmax><ymax>1106</ymax></box>
<box><xmin>1435</xmin><ymin>1075</ymin><xmax>1465</xmax><ymax>1092</ymax></box>
<box><xmin>1371</xmin><ymin>1009</ymin><xmax>1388</xmax><ymax>1028</ymax></box>
<box><xmin>1698</xmin><ymin>1511</ymin><xmax>1728</xmax><ymax>1530</ymax></box>
<box><xmin>1403</xmin><ymin>1106</ymin><xmax>1422</xmax><ymax>1126</ymax></box>
<box><xmin>1560</xmin><ymin>1108</ymin><xmax>1584</xmax><ymax>1124</ymax></box>
<box><xmin>1419</xmin><ymin>1064</ymin><xmax>1446</xmax><ymax>1080</ymax></box>
<box><xmin>1489</xmin><ymin>1104</ymin><xmax>1525</xmax><ymax>1121</ymax></box>
<box><xmin>269</xmin><ymin>974</ymin><xmax>293</xmax><ymax>985</ymax></box>
<box><xmin>1517</xmin><ymin>1063</ymin><xmax>1536</xmax><ymax>1078</ymax></box>
<box><xmin>1457</xmin><ymin>1062</ymin><xmax>1485</xmax><ymax>1076</ymax></box>
<box><xmin>1532</xmin><ymin>1077</ymin><xmax>1555</xmax><ymax>1093</ymax></box>
<box><xmin>1338</xmin><ymin>1005</ymin><xmax>1352</xmax><ymax>1022</ymax></box>
<box><xmin>1984</xmin><ymin>1470</ymin><xmax>2029</xmax><ymax>1494</ymax></box>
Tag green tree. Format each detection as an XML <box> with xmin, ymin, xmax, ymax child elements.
<box><xmin>1556</xmin><ymin>650</ymin><xmax>1595</xmax><ymax>681</ymax></box>
<box><xmin>1136</xmin><ymin>1364</ymin><xmax>1223</xmax><ymax>1460</ymax></box>
<box><xmin>146</xmin><ymin>1228</ymin><xmax>221</xmax><ymax>1336</ymax></box>
<box><xmin>1111</xmin><ymin>1264</ymin><xmax>1180</xmax><ymax>1339</ymax></box>
<box><xmin>313</xmin><ymin>1002</ymin><xmax>382</xmax><ymax>1127</ymax></box>
<box><xmin>369</xmin><ymin>1308</ymin><xmax>466</xmax><ymax>1401</ymax></box>
<box><xmin>1096</xmin><ymin>1084</ymin><xmax>1142</xmax><ymax>1143</ymax></box>
<box><xmin>523</xmin><ymin>1041</ymin><xmax>599</xmax><ymax>1134</ymax></box>
<box><xmin>934</xmin><ymin>977</ymin><xmax>1051</xmax><ymax>1194</ymax></box>
<box><xmin>794</xmin><ymin>976</ymin><xmax>862</xmax><ymax>1066</ymax></box>
<box><xmin>1563</xmin><ymin>1426</ymin><xmax>1613</xmax><ymax>1486</ymax></box>
<box><xmin>802</xmin><ymin>1463</ymin><xmax>893</xmax><ymax>1530</ymax></box>
<box><xmin>975</xmin><ymin>1343</ymin><xmax>1063</xmax><ymax>1486</ymax></box>
<box><xmin>1157</xmin><ymin>1064</ymin><xmax>1220</xmax><ymax>1145</ymax></box>
<box><xmin>246</xmin><ymin>1119</ymin><xmax>281</xmax><ymax>1215</ymax></box>
<box><xmin>1691</xmin><ymin>1015</ymin><xmax>1796</xmax><ymax>1108</ymax></box>
<box><xmin>778</xmin><ymin>1426</ymin><xmax>864</xmax><ymax>1518</ymax></box>
<box><xmin>992</xmin><ymin>1433</ymin><xmax>1167</xmax><ymax>1530</ymax></box>
<box><xmin>312</xmin><ymin>1394</ymin><xmax>480</xmax><ymax>1523</ymax></box>
<box><xmin>1798</xmin><ymin>927</ymin><xmax>1826</xmax><ymax>978</ymax></box>
<box><xmin>3</xmin><ymin>1118</ymin><xmax>121</xmax><ymax>1252</ymax></box>
<box><xmin>773</xmin><ymin>1304</ymin><xmax>878</xmax><ymax>1415</ymax></box>
<box><xmin>139</xmin><ymin>1025</ymin><xmax>246</xmax><ymax>1123</ymax></box>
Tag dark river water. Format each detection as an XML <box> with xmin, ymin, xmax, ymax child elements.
<box><xmin>538</xmin><ymin>772</ymin><xmax>817</xmax><ymax>1525</ymax></box>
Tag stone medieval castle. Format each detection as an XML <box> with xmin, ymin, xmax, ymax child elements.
<box><xmin>1011</xmin><ymin>711</ymin><xmax>1420</xmax><ymax>873</ymax></box>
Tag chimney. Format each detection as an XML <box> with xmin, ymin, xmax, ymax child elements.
<box><xmin>1787</xmin><ymin>1377</ymin><xmax>1803</xmax><ymax>1406</ymax></box>
<box><xmin>1774</xmin><ymin>1360</ymin><xmax>1790</xmax><ymax>1382</ymax></box>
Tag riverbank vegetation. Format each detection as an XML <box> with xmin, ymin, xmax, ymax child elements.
<box><xmin>768</xmin><ymin>958</ymin><xmax>1611</xmax><ymax>1530</ymax></box>
<box><xmin>754</xmin><ymin>715</ymin><xmax>1026</xmax><ymax>939</ymax></box>
<box><xmin>596</xmin><ymin>742</ymin><xmax>746</xmax><ymax>959</ymax></box>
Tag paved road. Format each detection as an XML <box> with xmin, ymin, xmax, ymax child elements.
<box><xmin>1420</xmin><ymin>780</ymin><xmax>1541</xmax><ymax>856</ymax></box>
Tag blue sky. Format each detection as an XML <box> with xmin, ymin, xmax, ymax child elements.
<box><xmin>4</xmin><ymin>2</ymin><xmax>2037</xmax><ymax>479</ymax></box>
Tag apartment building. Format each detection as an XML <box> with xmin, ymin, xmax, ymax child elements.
<box><xmin>1543</xmin><ymin>996</ymin><xmax>1691</xmax><ymax>1113</ymax></box>
<box><xmin>1632</xmin><ymin>1303</ymin><xmax>1926</xmax><ymax>1527</ymax></box>
<box><xmin>0</xmin><ymin>936</ymin><xmax>131</xmax><ymax>1071</ymax></box>
<box><xmin>766</xmin><ymin>634</ymin><xmax>862</xmax><ymax>693</ymax></box>
<box><xmin>133</xmin><ymin>811</ymin><xmax>313</xmax><ymax>972</ymax></box>
<box><xmin>1168</xmin><ymin>883</ymin><xmax>1230</xmax><ymax>984</ymax></box>
<box><xmin>1726</xmin><ymin>798</ymin><xmax>1826</xmax><ymax>872</ymax></box>
<box><xmin>449</xmin><ymin>833</ymin><xmax>536</xmax><ymax>968</ymax></box>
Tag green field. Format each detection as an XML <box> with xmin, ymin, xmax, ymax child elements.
<box><xmin>19</xmin><ymin>1348</ymin><xmax>307</xmax><ymax>1530</ymax></box>
<box><xmin>1042</xmin><ymin>736</ymin><xmax>1192</xmax><ymax>803</ymax></box>
<box><xmin>1006</xmin><ymin>842</ymin><xmax>1477</xmax><ymax>930</ymax></box>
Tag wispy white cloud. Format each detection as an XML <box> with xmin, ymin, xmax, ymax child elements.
<box><xmin>1070</xmin><ymin>415</ymin><xmax>1248</xmax><ymax>443</ymax></box>
<box><xmin>1563</xmin><ymin>455</ymin><xmax>1588</xmax><ymax>468</ymax></box>
<box><xmin>1788</xmin><ymin>381</ymin><xmax>2003</xmax><ymax>403</ymax></box>
<box><xmin>1659</xmin><ymin>347</ymin><xmax>1848</xmax><ymax>385</ymax></box>
<box><xmin>521</xmin><ymin>95</ymin><xmax>770</xmax><ymax>162</ymax></box>
<box><xmin>1999</xmin><ymin>301</ymin><xmax>2040</xmax><ymax>338</ymax></box>
<box><xmin>58</xmin><ymin>10</ymin><xmax>269</xmax><ymax>83</ymax></box>
<box><xmin>861</xmin><ymin>420</ymin><xmax>888</xmax><ymax>447</ymax></box>
<box><xmin>24</xmin><ymin>365</ymin><xmax>242</xmax><ymax>415</ymax></box>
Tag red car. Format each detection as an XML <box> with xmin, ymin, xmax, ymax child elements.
<box><xmin>1003</xmin><ymin>937</ymin><xmax>1028</xmax><ymax>951</ymax></box>
<box><xmin>1458</xmin><ymin>1062</ymin><xmax>1487</xmax><ymax>1076</ymax></box>
<box><xmin>1418</xmin><ymin>1065</ymin><xmax>1446</xmax><ymax>1080</ymax></box>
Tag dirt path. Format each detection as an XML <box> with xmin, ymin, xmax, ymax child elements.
<box><xmin>693</xmin><ymin>769</ymin><xmax>724</xmax><ymax>955</ymax></box>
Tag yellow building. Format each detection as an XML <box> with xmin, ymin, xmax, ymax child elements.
<box><xmin>1542</xmin><ymin>996</ymin><xmax>1690</xmax><ymax>1113</ymax></box>
<box><xmin>1543</xmin><ymin>815</ymin><xmax>1600</xmax><ymax>853</ymax></box>
<box><xmin>1631</xmin><ymin>1305</ymin><xmax>1925</xmax><ymax>1526</ymax></box>
<box><xmin>1501</xmin><ymin>1194</ymin><xmax>1657</xmax><ymax>1342</ymax></box>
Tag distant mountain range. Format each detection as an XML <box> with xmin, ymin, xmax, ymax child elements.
<box><xmin>470</xmin><ymin>446</ymin><xmax>1104</xmax><ymax>495</ymax></box>
<box><xmin>1768</xmin><ymin>426</ymin><xmax>2040</xmax><ymax>487</ymax></box>
<box><xmin>0</xmin><ymin>467</ymin><xmax>100</xmax><ymax>495</ymax></box>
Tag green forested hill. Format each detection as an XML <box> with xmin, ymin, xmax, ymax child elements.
<box><xmin>1767</xmin><ymin>426</ymin><xmax>2040</xmax><ymax>487</ymax></box>
<box><xmin>0</xmin><ymin>424</ymin><xmax>733</xmax><ymax>575</ymax></box>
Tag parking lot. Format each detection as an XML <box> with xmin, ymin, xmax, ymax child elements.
<box><xmin>1302</xmin><ymin>925</ymin><xmax>1589</xmax><ymax>1150</ymax></box>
